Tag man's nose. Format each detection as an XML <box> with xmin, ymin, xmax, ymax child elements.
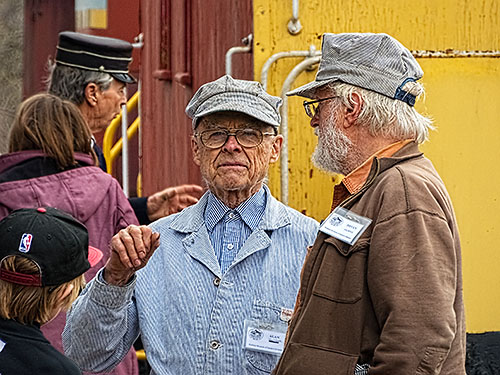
<box><xmin>222</xmin><ymin>134</ymin><xmax>241</xmax><ymax>152</ymax></box>
<box><xmin>310</xmin><ymin>112</ymin><xmax>320</xmax><ymax>129</ymax></box>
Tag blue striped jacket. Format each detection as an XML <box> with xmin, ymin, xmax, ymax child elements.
<box><xmin>63</xmin><ymin>186</ymin><xmax>319</xmax><ymax>374</ymax></box>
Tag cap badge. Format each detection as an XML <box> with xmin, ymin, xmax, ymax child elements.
<box><xmin>19</xmin><ymin>233</ymin><xmax>33</xmax><ymax>253</ymax></box>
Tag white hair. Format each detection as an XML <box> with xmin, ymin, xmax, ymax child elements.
<box><xmin>327</xmin><ymin>81</ymin><xmax>434</xmax><ymax>143</ymax></box>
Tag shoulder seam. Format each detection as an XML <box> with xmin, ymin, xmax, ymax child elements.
<box><xmin>395</xmin><ymin>166</ymin><xmax>411</xmax><ymax>212</ymax></box>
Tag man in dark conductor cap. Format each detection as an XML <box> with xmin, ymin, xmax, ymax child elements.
<box><xmin>48</xmin><ymin>31</ymin><xmax>203</xmax><ymax>225</ymax></box>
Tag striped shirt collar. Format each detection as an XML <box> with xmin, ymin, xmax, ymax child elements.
<box><xmin>205</xmin><ymin>186</ymin><xmax>267</xmax><ymax>232</ymax></box>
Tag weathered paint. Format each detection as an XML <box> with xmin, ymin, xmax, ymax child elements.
<box><xmin>23</xmin><ymin>0</ymin><xmax>75</xmax><ymax>97</ymax></box>
<box><xmin>253</xmin><ymin>0</ymin><xmax>500</xmax><ymax>332</ymax></box>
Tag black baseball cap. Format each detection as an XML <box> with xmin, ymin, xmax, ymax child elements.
<box><xmin>55</xmin><ymin>31</ymin><xmax>136</xmax><ymax>84</ymax></box>
<box><xmin>0</xmin><ymin>207</ymin><xmax>103</xmax><ymax>287</ymax></box>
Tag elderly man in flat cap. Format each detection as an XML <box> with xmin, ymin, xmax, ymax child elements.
<box><xmin>48</xmin><ymin>31</ymin><xmax>202</xmax><ymax>225</ymax></box>
<box><xmin>272</xmin><ymin>33</ymin><xmax>466</xmax><ymax>375</ymax></box>
<box><xmin>63</xmin><ymin>75</ymin><xmax>319</xmax><ymax>374</ymax></box>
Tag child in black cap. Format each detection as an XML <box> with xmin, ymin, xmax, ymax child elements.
<box><xmin>0</xmin><ymin>207</ymin><xmax>102</xmax><ymax>375</ymax></box>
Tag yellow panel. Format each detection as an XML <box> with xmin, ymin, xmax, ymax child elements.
<box><xmin>89</xmin><ymin>9</ymin><xmax>107</xmax><ymax>29</ymax></box>
<box><xmin>254</xmin><ymin>0</ymin><xmax>500</xmax><ymax>332</ymax></box>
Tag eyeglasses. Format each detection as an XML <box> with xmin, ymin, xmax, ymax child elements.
<box><xmin>194</xmin><ymin>128</ymin><xmax>276</xmax><ymax>149</ymax></box>
<box><xmin>303</xmin><ymin>96</ymin><xmax>337</xmax><ymax>118</ymax></box>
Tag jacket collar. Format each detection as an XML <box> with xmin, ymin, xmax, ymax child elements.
<box><xmin>169</xmin><ymin>184</ymin><xmax>291</xmax><ymax>234</ymax></box>
<box><xmin>0</xmin><ymin>150</ymin><xmax>95</xmax><ymax>174</ymax></box>
<box><xmin>371</xmin><ymin>140</ymin><xmax>423</xmax><ymax>179</ymax></box>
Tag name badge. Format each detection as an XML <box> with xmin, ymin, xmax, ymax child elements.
<box><xmin>243</xmin><ymin>320</ymin><xmax>287</xmax><ymax>355</ymax></box>
<box><xmin>319</xmin><ymin>207</ymin><xmax>371</xmax><ymax>245</ymax></box>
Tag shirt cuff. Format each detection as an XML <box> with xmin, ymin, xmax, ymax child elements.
<box><xmin>90</xmin><ymin>269</ymin><xmax>137</xmax><ymax>309</ymax></box>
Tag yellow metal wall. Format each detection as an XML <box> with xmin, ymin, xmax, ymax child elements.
<box><xmin>253</xmin><ymin>0</ymin><xmax>500</xmax><ymax>332</ymax></box>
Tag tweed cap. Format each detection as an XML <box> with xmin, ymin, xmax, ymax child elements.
<box><xmin>186</xmin><ymin>75</ymin><xmax>282</xmax><ymax>128</ymax></box>
<box><xmin>55</xmin><ymin>31</ymin><xmax>136</xmax><ymax>84</ymax></box>
<box><xmin>287</xmin><ymin>33</ymin><xmax>423</xmax><ymax>106</ymax></box>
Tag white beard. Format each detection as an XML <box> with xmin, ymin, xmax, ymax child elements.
<box><xmin>311</xmin><ymin>114</ymin><xmax>354</xmax><ymax>176</ymax></box>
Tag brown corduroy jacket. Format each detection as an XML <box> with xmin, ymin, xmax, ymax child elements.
<box><xmin>274</xmin><ymin>142</ymin><xmax>465</xmax><ymax>375</ymax></box>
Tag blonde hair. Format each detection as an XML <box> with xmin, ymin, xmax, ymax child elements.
<box><xmin>8</xmin><ymin>93</ymin><xmax>96</xmax><ymax>170</ymax></box>
<box><xmin>0</xmin><ymin>256</ymin><xmax>86</xmax><ymax>325</ymax></box>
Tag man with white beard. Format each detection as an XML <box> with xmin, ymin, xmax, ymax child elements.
<box><xmin>273</xmin><ymin>33</ymin><xmax>466</xmax><ymax>375</ymax></box>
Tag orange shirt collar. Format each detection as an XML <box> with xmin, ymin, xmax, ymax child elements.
<box><xmin>342</xmin><ymin>139</ymin><xmax>413</xmax><ymax>194</ymax></box>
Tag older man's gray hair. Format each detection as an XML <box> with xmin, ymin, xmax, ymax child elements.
<box><xmin>46</xmin><ymin>62</ymin><xmax>113</xmax><ymax>106</ymax></box>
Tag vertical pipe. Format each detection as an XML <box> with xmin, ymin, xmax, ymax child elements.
<box><xmin>279</xmin><ymin>56</ymin><xmax>321</xmax><ymax>204</ymax></box>
<box><xmin>121</xmin><ymin>104</ymin><xmax>129</xmax><ymax>197</ymax></box>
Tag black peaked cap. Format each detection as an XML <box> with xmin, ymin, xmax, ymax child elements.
<box><xmin>55</xmin><ymin>31</ymin><xmax>136</xmax><ymax>84</ymax></box>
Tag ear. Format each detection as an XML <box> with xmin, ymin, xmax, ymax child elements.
<box><xmin>343</xmin><ymin>92</ymin><xmax>363</xmax><ymax>128</ymax></box>
<box><xmin>269</xmin><ymin>134</ymin><xmax>283</xmax><ymax>164</ymax></box>
<box><xmin>191</xmin><ymin>136</ymin><xmax>201</xmax><ymax>166</ymax></box>
<box><xmin>84</xmin><ymin>83</ymin><xmax>99</xmax><ymax>107</ymax></box>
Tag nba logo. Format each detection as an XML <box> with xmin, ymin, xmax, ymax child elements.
<box><xmin>19</xmin><ymin>233</ymin><xmax>33</xmax><ymax>253</ymax></box>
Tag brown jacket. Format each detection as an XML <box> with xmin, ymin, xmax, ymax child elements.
<box><xmin>274</xmin><ymin>142</ymin><xmax>465</xmax><ymax>374</ymax></box>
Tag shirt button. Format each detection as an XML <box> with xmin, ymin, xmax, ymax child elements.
<box><xmin>227</xmin><ymin>243</ymin><xmax>234</xmax><ymax>250</ymax></box>
<box><xmin>213</xmin><ymin>277</ymin><xmax>221</xmax><ymax>287</ymax></box>
<box><xmin>228</xmin><ymin>212</ymin><xmax>235</xmax><ymax>219</ymax></box>
<box><xmin>209</xmin><ymin>340</ymin><xmax>221</xmax><ymax>350</ymax></box>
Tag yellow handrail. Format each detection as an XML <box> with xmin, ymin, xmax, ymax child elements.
<box><xmin>109</xmin><ymin>117</ymin><xmax>140</xmax><ymax>163</ymax></box>
<box><xmin>136</xmin><ymin>349</ymin><xmax>147</xmax><ymax>361</ymax></box>
<box><xmin>102</xmin><ymin>91</ymin><xmax>140</xmax><ymax>174</ymax></box>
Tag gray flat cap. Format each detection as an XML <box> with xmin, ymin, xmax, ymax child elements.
<box><xmin>186</xmin><ymin>75</ymin><xmax>282</xmax><ymax>128</ymax></box>
<box><xmin>287</xmin><ymin>33</ymin><xmax>423</xmax><ymax>106</ymax></box>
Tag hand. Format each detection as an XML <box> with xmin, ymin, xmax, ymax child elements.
<box><xmin>146</xmin><ymin>184</ymin><xmax>204</xmax><ymax>221</ymax></box>
<box><xmin>104</xmin><ymin>225</ymin><xmax>160</xmax><ymax>286</ymax></box>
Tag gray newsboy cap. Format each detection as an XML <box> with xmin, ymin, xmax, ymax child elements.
<box><xmin>186</xmin><ymin>75</ymin><xmax>282</xmax><ymax>128</ymax></box>
<box><xmin>287</xmin><ymin>33</ymin><xmax>423</xmax><ymax>106</ymax></box>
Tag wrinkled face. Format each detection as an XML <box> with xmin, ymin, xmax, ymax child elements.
<box><xmin>91</xmin><ymin>79</ymin><xmax>127</xmax><ymax>133</ymax></box>
<box><xmin>191</xmin><ymin>112</ymin><xmax>282</xmax><ymax>199</ymax></box>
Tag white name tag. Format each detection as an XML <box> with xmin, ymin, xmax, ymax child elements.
<box><xmin>243</xmin><ymin>320</ymin><xmax>287</xmax><ymax>355</ymax></box>
<box><xmin>320</xmin><ymin>207</ymin><xmax>371</xmax><ymax>245</ymax></box>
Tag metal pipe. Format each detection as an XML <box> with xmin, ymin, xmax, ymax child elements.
<box><xmin>260</xmin><ymin>46</ymin><xmax>319</xmax><ymax>90</ymax></box>
<box><xmin>287</xmin><ymin>0</ymin><xmax>302</xmax><ymax>35</ymax></box>
<box><xmin>279</xmin><ymin>56</ymin><xmax>321</xmax><ymax>204</ymax></box>
<box><xmin>411</xmin><ymin>49</ymin><xmax>500</xmax><ymax>58</ymax></box>
<box><xmin>121</xmin><ymin>104</ymin><xmax>129</xmax><ymax>197</ymax></box>
<box><xmin>225</xmin><ymin>34</ymin><xmax>253</xmax><ymax>76</ymax></box>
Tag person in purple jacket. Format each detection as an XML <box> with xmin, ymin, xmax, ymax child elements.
<box><xmin>0</xmin><ymin>93</ymin><xmax>140</xmax><ymax>375</ymax></box>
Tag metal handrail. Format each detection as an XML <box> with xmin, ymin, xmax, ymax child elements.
<box><xmin>109</xmin><ymin>117</ymin><xmax>140</xmax><ymax>165</ymax></box>
<box><xmin>102</xmin><ymin>91</ymin><xmax>140</xmax><ymax>174</ymax></box>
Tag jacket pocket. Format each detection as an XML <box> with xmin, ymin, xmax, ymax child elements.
<box><xmin>312</xmin><ymin>238</ymin><xmax>368</xmax><ymax>303</ymax></box>
<box><xmin>277</xmin><ymin>342</ymin><xmax>358</xmax><ymax>375</ymax></box>
<box><xmin>245</xmin><ymin>300</ymin><xmax>290</xmax><ymax>373</ymax></box>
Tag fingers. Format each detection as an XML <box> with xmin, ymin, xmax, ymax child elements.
<box><xmin>111</xmin><ymin>225</ymin><xmax>158</xmax><ymax>269</ymax></box>
<box><xmin>147</xmin><ymin>184</ymin><xmax>205</xmax><ymax>221</ymax></box>
<box><xmin>157</xmin><ymin>184</ymin><xmax>204</xmax><ymax>201</ymax></box>
<box><xmin>179</xmin><ymin>184</ymin><xmax>204</xmax><ymax>195</ymax></box>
